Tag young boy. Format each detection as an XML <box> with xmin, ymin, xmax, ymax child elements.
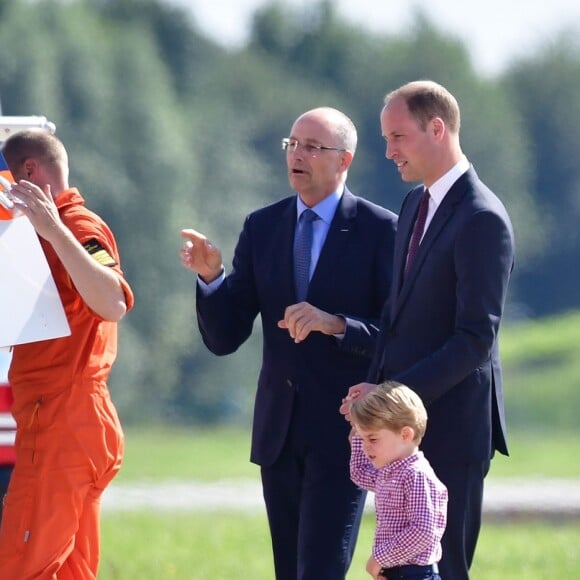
<box><xmin>349</xmin><ymin>381</ymin><xmax>447</xmax><ymax>580</ymax></box>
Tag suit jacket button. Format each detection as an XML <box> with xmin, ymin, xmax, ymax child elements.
<box><xmin>286</xmin><ymin>379</ymin><xmax>293</xmax><ymax>388</ymax></box>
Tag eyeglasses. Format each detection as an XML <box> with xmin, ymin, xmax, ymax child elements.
<box><xmin>281</xmin><ymin>138</ymin><xmax>345</xmax><ymax>155</ymax></box>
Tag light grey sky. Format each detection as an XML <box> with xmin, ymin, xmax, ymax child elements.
<box><xmin>169</xmin><ymin>0</ymin><xmax>580</xmax><ymax>75</ymax></box>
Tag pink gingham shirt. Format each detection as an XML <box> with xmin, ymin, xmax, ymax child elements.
<box><xmin>350</xmin><ymin>435</ymin><xmax>448</xmax><ymax>568</ymax></box>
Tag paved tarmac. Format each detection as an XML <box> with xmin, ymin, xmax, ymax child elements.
<box><xmin>103</xmin><ymin>477</ymin><xmax>580</xmax><ymax>521</ymax></box>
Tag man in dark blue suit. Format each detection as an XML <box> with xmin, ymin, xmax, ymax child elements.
<box><xmin>180</xmin><ymin>107</ymin><xmax>397</xmax><ymax>579</ymax></box>
<box><xmin>341</xmin><ymin>81</ymin><xmax>515</xmax><ymax>580</ymax></box>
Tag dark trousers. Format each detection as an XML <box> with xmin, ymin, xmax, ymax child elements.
<box><xmin>428</xmin><ymin>458</ymin><xmax>490</xmax><ymax>580</ymax></box>
<box><xmin>380</xmin><ymin>563</ymin><xmax>440</xmax><ymax>579</ymax></box>
<box><xmin>260</xmin><ymin>425</ymin><xmax>365</xmax><ymax>580</ymax></box>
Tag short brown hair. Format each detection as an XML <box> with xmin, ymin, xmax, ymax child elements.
<box><xmin>350</xmin><ymin>381</ymin><xmax>427</xmax><ymax>443</ymax></box>
<box><xmin>385</xmin><ymin>80</ymin><xmax>461</xmax><ymax>134</ymax></box>
<box><xmin>1</xmin><ymin>128</ymin><xmax>67</xmax><ymax>171</ymax></box>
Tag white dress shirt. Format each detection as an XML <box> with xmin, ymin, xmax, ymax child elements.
<box><xmin>420</xmin><ymin>156</ymin><xmax>470</xmax><ymax>243</ymax></box>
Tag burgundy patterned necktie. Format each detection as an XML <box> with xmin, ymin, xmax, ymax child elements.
<box><xmin>405</xmin><ymin>188</ymin><xmax>430</xmax><ymax>276</ymax></box>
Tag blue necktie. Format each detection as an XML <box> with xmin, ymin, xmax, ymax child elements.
<box><xmin>294</xmin><ymin>209</ymin><xmax>318</xmax><ymax>302</ymax></box>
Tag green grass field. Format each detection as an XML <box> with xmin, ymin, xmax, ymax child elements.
<box><xmin>99</xmin><ymin>312</ymin><xmax>580</xmax><ymax>578</ymax></box>
<box><xmin>116</xmin><ymin>425</ymin><xmax>580</xmax><ymax>483</ymax></box>
<box><xmin>100</xmin><ymin>508</ymin><xmax>580</xmax><ymax>579</ymax></box>
<box><xmin>99</xmin><ymin>426</ymin><xmax>580</xmax><ymax>579</ymax></box>
<box><xmin>500</xmin><ymin>312</ymin><xmax>580</xmax><ymax>433</ymax></box>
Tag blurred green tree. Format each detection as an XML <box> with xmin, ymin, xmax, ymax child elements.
<box><xmin>502</xmin><ymin>35</ymin><xmax>580</xmax><ymax>315</ymax></box>
<box><xmin>0</xmin><ymin>0</ymin><xmax>576</xmax><ymax>425</ymax></box>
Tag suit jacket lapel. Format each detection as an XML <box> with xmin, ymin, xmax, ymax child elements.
<box><xmin>391</xmin><ymin>186</ymin><xmax>423</xmax><ymax>301</ymax></box>
<box><xmin>392</xmin><ymin>173</ymin><xmax>470</xmax><ymax>321</ymax></box>
<box><xmin>276</xmin><ymin>198</ymin><xmax>299</xmax><ymax>304</ymax></box>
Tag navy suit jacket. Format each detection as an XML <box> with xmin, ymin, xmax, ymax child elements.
<box><xmin>197</xmin><ymin>188</ymin><xmax>397</xmax><ymax>467</ymax></box>
<box><xmin>369</xmin><ymin>168</ymin><xmax>515</xmax><ymax>463</ymax></box>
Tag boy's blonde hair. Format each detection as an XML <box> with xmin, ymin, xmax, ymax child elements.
<box><xmin>350</xmin><ymin>381</ymin><xmax>427</xmax><ymax>443</ymax></box>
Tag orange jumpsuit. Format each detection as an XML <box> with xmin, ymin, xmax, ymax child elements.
<box><xmin>0</xmin><ymin>188</ymin><xmax>134</xmax><ymax>579</ymax></box>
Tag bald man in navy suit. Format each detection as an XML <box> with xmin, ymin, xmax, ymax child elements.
<box><xmin>181</xmin><ymin>107</ymin><xmax>397</xmax><ymax>579</ymax></box>
<box><xmin>342</xmin><ymin>81</ymin><xmax>515</xmax><ymax>580</ymax></box>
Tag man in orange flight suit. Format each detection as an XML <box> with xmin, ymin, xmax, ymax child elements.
<box><xmin>0</xmin><ymin>129</ymin><xmax>134</xmax><ymax>579</ymax></box>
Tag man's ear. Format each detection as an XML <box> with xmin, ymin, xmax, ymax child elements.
<box><xmin>340</xmin><ymin>150</ymin><xmax>354</xmax><ymax>172</ymax></box>
<box><xmin>23</xmin><ymin>158</ymin><xmax>38</xmax><ymax>179</ymax></box>
<box><xmin>430</xmin><ymin>117</ymin><xmax>446</xmax><ymax>142</ymax></box>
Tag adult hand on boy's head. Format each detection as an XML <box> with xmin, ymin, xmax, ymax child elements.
<box><xmin>339</xmin><ymin>382</ymin><xmax>376</xmax><ymax>421</ymax></box>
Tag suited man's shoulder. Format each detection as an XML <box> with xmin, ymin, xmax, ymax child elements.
<box><xmin>346</xmin><ymin>188</ymin><xmax>398</xmax><ymax>225</ymax></box>
<box><xmin>243</xmin><ymin>195</ymin><xmax>296</xmax><ymax>224</ymax></box>
<box><xmin>245</xmin><ymin>190</ymin><xmax>398</xmax><ymax>226</ymax></box>
<box><xmin>461</xmin><ymin>168</ymin><xmax>513</xmax><ymax>224</ymax></box>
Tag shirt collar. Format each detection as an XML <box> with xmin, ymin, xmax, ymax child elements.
<box><xmin>427</xmin><ymin>156</ymin><xmax>470</xmax><ymax>208</ymax></box>
<box><xmin>381</xmin><ymin>450</ymin><xmax>423</xmax><ymax>476</ymax></box>
<box><xmin>54</xmin><ymin>187</ymin><xmax>85</xmax><ymax>210</ymax></box>
<box><xmin>296</xmin><ymin>187</ymin><xmax>343</xmax><ymax>224</ymax></box>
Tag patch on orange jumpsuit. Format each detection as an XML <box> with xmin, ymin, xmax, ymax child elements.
<box><xmin>83</xmin><ymin>239</ymin><xmax>117</xmax><ymax>267</ymax></box>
